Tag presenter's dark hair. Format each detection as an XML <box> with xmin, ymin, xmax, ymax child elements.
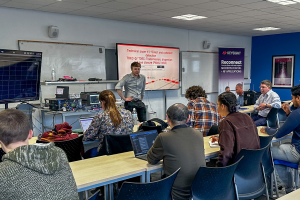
<box><xmin>99</xmin><ymin>90</ymin><xmax>122</xmax><ymax>127</ymax></box>
<box><xmin>0</xmin><ymin>109</ymin><xmax>30</xmax><ymax>146</ymax></box>
<box><xmin>185</xmin><ymin>85</ymin><xmax>207</xmax><ymax>99</ymax></box>
<box><xmin>261</xmin><ymin>80</ymin><xmax>272</xmax><ymax>89</ymax></box>
<box><xmin>218</xmin><ymin>92</ymin><xmax>237</xmax><ymax>114</ymax></box>
<box><xmin>167</xmin><ymin>103</ymin><xmax>189</xmax><ymax>126</ymax></box>
<box><xmin>131</xmin><ymin>62</ymin><xmax>141</xmax><ymax>69</ymax></box>
<box><xmin>291</xmin><ymin>84</ymin><xmax>300</xmax><ymax>97</ymax></box>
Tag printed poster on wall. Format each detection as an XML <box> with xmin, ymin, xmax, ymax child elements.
<box><xmin>272</xmin><ymin>55</ymin><xmax>295</xmax><ymax>88</ymax></box>
<box><xmin>218</xmin><ymin>48</ymin><xmax>244</xmax><ymax>94</ymax></box>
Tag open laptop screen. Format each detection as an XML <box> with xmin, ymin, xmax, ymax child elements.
<box><xmin>79</xmin><ymin>118</ymin><xmax>94</xmax><ymax>133</ymax></box>
<box><xmin>130</xmin><ymin>130</ymin><xmax>158</xmax><ymax>156</ymax></box>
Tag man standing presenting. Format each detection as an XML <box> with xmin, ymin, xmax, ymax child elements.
<box><xmin>236</xmin><ymin>83</ymin><xmax>244</xmax><ymax>106</ymax></box>
<box><xmin>115</xmin><ymin>62</ymin><xmax>146</xmax><ymax>122</ymax></box>
<box><xmin>147</xmin><ymin>103</ymin><xmax>206</xmax><ymax>200</ymax></box>
<box><xmin>252</xmin><ymin>80</ymin><xmax>281</xmax><ymax>126</ymax></box>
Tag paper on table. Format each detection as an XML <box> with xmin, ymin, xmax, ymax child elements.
<box><xmin>209</xmin><ymin>140</ymin><xmax>220</xmax><ymax>148</ymax></box>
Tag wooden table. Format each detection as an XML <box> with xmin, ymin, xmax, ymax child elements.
<box><xmin>239</xmin><ymin>105</ymin><xmax>255</xmax><ymax>114</ymax></box>
<box><xmin>277</xmin><ymin>188</ymin><xmax>300</xmax><ymax>200</ymax></box>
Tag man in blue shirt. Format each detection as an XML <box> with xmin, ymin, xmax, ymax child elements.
<box><xmin>235</xmin><ymin>83</ymin><xmax>244</xmax><ymax>106</ymax></box>
<box><xmin>251</xmin><ymin>80</ymin><xmax>281</xmax><ymax>126</ymax></box>
<box><xmin>261</xmin><ymin>84</ymin><xmax>300</xmax><ymax>193</ymax></box>
<box><xmin>115</xmin><ymin>62</ymin><xmax>146</xmax><ymax>122</ymax></box>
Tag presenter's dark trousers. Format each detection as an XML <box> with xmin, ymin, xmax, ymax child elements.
<box><xmin>125</xmin><ymin>100</ymin><xmax>146</xmax><ymax>122</ymax></box>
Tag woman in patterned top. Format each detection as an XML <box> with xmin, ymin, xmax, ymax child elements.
<box><xmin>83</xmin><ymin>90</ymin><xmax>134</xmax><ymax>151</ymax></box>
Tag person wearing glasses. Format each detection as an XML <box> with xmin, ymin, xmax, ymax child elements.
<box><xmin>251</xmin><ymin>80</ymin><xmax>281</xmax><ymax>126</ymax></box>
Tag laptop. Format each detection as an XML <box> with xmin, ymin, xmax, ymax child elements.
<box><xmin>129</xmin><ymin>130</ymin><xmax>158</xmax><ymax>161</ymax></box>
<box><xmin>79</xmin><ymin>117</ymin><xmax>94</xmax><ymax>133</ymax></box>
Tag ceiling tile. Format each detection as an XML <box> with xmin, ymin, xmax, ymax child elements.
<box><xmin>239</xmin><ymin>1</ymin><xmax>278</xmax><ymax>9</ymax></box>
<box><xmin>131</xmin><ymin>14</ymin><xmax>167</xmax><ymax>21</ymax></box>
<box><xmin>35</xmin><ymin>6</ymin><xmax>75</xmax><ymax>13</ymax></box>
<box><xmin>213</xmin><ymin>14</ymin><xmax>245</xmax><ymax>20</ymax></box>
<box><xmin>11</xmin><ymin>0</ymin><xmax>57</xmax><ymax>5</ymax></box>
<box><xmin>99</xmin><ymin>1</ymin><xmax>138</xmax><ymax>10</ymax></box>
<box><xmin>0</xmin><ymin>0</ymin><xmax>10</xmax><ymax>5</ymax></box>
<box><xmin>220</xmin><ymin>0</ymin><xmax>261</xmax><ymax>6</ymax></box>
<box><xmin>167</xmin><ymin>6</ymin><xmax>207</xmax><ymax>15</ymax></box>
<box><xmin>45</xmin><ymin>2</ymin><xmax>90</xmax><ymax>9</ymax></box>
<box><xmin>63</xmin><ymin>0</ymin><xmax>116</xmax><ymax>5</ymax></box>
<box><xmin>115</xmin><ymin>0</ymin><xmax>162</xmax><ymax>6</ymax></box>
<box><xmin>2</xmin><ymin>2</ymin><xmax>43</xmax><ymax>9</ymax></box>
<box><xmin>193</xmin><ymin>1</ymin><xmax>232</xmax><ymax>10</ymax></box>
<box><xmin>259</xmin><ymin>6</ymin><xmax>299</xmax><ymax>13</ymax></box>
<box><xmin>67</xmin><ymin>9</ymin><xmax>102</xmax><ymax>16</ymax></box>
<box><xmin>235</xmin><ymin>10</ymin><xmax>267</xmax><ymax>17</ymax></box>
<box><xmin>151</xmin><ymin>10</ymin><xmax>180</xmax><ymax>17</ymax></box>
<box><xmin>80</xmin><ymin>6</ymin><xmax>118</xmax><ymax>13</ymax></box>
<box><xmin>124</xmin><ymin>6</ymin><xmax>164</xmax><ymax>14</ymax></box>
<box><xmin>100</xmin><ymin>10</ymin><xmax>143</xmax><ymax>17</ymax></box>
<box><xmin>142</xmin><ymin>2</ymin><xmax>185</xmax><ymax>10</ymax></box>
<box><xmin>163</xmin><ymin>0</ymin><xmax>211</xmax><ymax>6</ymax></box>
<box><xmin>214</xmin><ymin>6</ymin><xmax>252</xmax><ymax>14</ymax></box>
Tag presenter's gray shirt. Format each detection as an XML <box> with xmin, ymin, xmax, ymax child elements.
<box><xmin>115</xmin><ymin>73</ymin><xmax>146</xmax><ymax>100</ymax></box>
<box><xmin>147</xmin><ymin>125</ymin><xmax>206</xmax><ymax>200</ymax></box>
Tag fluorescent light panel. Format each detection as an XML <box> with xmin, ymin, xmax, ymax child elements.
<box><xmin>172</xmin><ymin>14</ymin><xmax>207</xmax><ymax>21</ymax></box>
<box><xmin>253</xmin><ymin>27</ymin><xmax>281</xmax><ymax>31</ymax></box>
<box><xmin>267</xmin><ymin>0</ymin><xmax>298</xmax><ymax>5</ymax></box>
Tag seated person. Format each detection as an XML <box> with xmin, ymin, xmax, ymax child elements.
<box><xmin>0</xmin><ymin>109</ymin><xmax>79</xmax><ymax>200</ymax></box>
<box><xmin>83</xmin><ymin>90</ymin><xmax>134</xmax><ymax>152</ymax></box>
<box><xmin>261</xmin><ymin>84</ymin><xmax>300</xmax><ymax>193</ymax></box>
<box><xmin>212</xmin><ymin>92</ymin><xmax>260</xmax><ymax>167</ymax></box>
<box><xmin>147</xmin><ymin>103</ymin><xmax>206</xmax><ymax>200</ymax></box>
<box><xmin>235</xmin><ymin>83</ymin><xmax>244</xmax><ymax>106</ymax></box>
<box><xmin>185</xmin><ymin>85</ymin><xmax>221</xmax><ymax>136</ymax></box>
<box><xmin>225</xmin><ymin>86</ymin><xmax>230</xmax><ymax>92</ymax></box>
<box><xmin>251</xmin><ymin>80</ymin><xmax>281</xmax><ymax>126</ymax></box>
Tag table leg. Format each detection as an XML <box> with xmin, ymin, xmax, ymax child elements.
<box><xmin>108</xmin><ymin>184</ymin><xmax>113</xmax><ymax>200</ymax></box>
<box><xmin>140</xmin><ymin>172</ymin><xmax>145</xmax><ymax>183</ymax></box>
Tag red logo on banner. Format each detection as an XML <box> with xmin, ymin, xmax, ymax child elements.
<box><xmin>222</xmin><ymin>51</ymin><xmax>227</xmax><ymax>55</ymax></box>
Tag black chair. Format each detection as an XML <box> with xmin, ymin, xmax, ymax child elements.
<box><xmin>207</xmin><ymin>125</ymin><xmax>218</xmax><ymax>136</ymax></box>
<box><xmin>98</xmin><ymin>134</ymin><xmax>133</xmax><ymax>156</ymax></box>
<box><xmin>266</xmin><ymin>108</ymin><xmax>279</xmax><ymax>128</ymax></box>
<box><xmin>259</xmin><ymin>134</ymin><xmax>279</xmax><ymax>198</ymax></box>
<box><xmin>0</xmin><ymin>148</ymin><xmax>6</xmax><ymax>162</ymax></box>
<box><xmin>234</xmin><ymin>145</ymin><xmax>270</xmax><ymax>200</ymax></box>
<box><xmin>191</xmin><ymin>157</ymin><xmax>243</xmax><ymax>200</ymax></box>
<box><xmin>117</xmin><ymin>168</ymin><xmax>180</xmax><ymax>200</ymax></box>
<box><xmin>37</xmin><ymin>135</ymin><xmax>84</xmax><ymax>162</ymax></box>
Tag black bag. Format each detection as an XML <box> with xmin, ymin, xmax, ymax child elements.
<box><xmin>137</xmin><ymin>118</ymin><xmax>168</xmax><ymax>133</ymax></box>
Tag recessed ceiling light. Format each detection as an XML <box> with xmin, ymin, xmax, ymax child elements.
<box><xmin>266</xmin><ymin>0</ymin><xmax>298</xmax><ymax>5</ymax></box>
<box><xmin>253</xmin><ymin>27</ymin><xmax>281</xmax><ymax>31</ymax></box>
<box><xmin>172</xmin><ymin>14</ymin><xmax>207</xmax><ymax>21</ymax></box>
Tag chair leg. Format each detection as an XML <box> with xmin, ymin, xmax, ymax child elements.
<box><xmin>295</xmin><ymin>168</ymin><xmax>299</xmax><ymax>189</ymax></box>
<box><xmin>270</xmin><ymin>173</ymin><xmax>274</xmax><ymax>198</ymax></box>
<box><xmin>273</xmin><ymin>172</ymin><xmax>279</xmax><ymax>198</ymax></box>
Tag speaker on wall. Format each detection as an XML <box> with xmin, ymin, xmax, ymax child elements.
<box><xmin>203</xmin><ymin>40</ymin><xmax>211</xmax><ymax>49</ymax></box>
<box><xmin>48</xmin><ymin>25</ymin><xmax>59</xmax><ymax>38</ymax></box>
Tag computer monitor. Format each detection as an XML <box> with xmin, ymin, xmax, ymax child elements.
<box><xmin>89</xmin><ymin>94</ymin><xmax>100</xmax><ymax>105</ymax></box>
<box><xmin>244</xmin><ymin>91</ymin><xmax>261</xmax><ymax>106</ymax></box>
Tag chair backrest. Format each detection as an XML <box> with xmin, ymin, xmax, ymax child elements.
<box><xmin>267</xmin><ymin>107</ymin><xmax>279</xmax><ymax>128</ymax></box>
<box><xmin>234</xmin><ymin>145</ymin><xmax>269</xmax><ymax>200</ymax></box>
<box><xmin>53</xmin><ymin>135</ymin><xmax>84</xmax><ymax>162</ymax></box>
<box><xmin>207</xmin><ymin>125</ymin><xmax>218</xmax><ymax>136</ymax></box>
<box><xmin>259</xmin><ymin>135</ymin><xmax>275</xmax><ymax>176</ymax></box>
<box><xmin>278</xmin><ymin>108</ymin><xmax>287</xmax><ymax>127</ymax></box>
<box><xmin>98</xmin><ymin>134</ymin><xmax>133</xmax><ymax>156</ymax></box>
<box><xmin>191</xmin><ymin>157</ymin><xmax>243</xmax><ymax>200</ymax></box>
<box><xmin>117</xmin><ymin>168</ymin><xmax>180</xmax><ymax>200</ymax></box>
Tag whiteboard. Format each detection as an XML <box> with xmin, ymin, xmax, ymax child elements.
<box><xmin>19</xmin><ymin>41</ymin><xmax>107</xmax><ymax>101</ymax></box>
<box><xmin>181</xmin><ymin>51</ymin><xmax>218</xmax><ymax>94</ymax></box>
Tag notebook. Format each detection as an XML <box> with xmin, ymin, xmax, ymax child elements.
<box><xmin>209</xmin><ymin>140</ymin><xmax>220</xmax><ymax>148</ymax></box>
<box><xmin>129</xmin><ymin>130</ymin><xmax>158</xmax><ymax>161</ymax></box>
<box><xmin>79</xmin><ymin>117</ymin><xmax>94</xmax><ymax>133</ymax></box>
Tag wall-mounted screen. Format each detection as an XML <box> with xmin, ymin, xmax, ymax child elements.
<box><xmin>0</xmin><ymin>49</ymin><xmax>42</xmax><ymax>103</ymax></box>
<box><xmin>117</xmin><ymin>43</ymin><xmax>180</xmax><ymax>90</ymax></box>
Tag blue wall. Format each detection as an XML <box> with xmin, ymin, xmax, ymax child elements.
<box><xmin>251</xmin><ymin>32</ymin><xmax>300</xmax><ymax>101</ymax></box>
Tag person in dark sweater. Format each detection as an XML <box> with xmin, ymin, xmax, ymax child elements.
<box><xmin>147</xmin><ymin>103</ymin><xmax>206</xmax><ymax>200</ymax></box>
<box><xmin>0</xmin><ymin>109</ymin><xmax>79</xmax><ymax>200</ymax></box>
<box><xmin>211</xmin><ymin>92</ymin><xmax>260</xmax><ymax>167</ymax></box>
<box><xmin>261</xmin><ymin>84</ymin><xmax>300</xmax><ymax>193</ymax></box>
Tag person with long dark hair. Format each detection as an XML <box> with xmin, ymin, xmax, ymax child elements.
<box><xmin>83</xmin><ymin>90</ymin><xmax>134</xmax><ymax>151</ymax></box>
<box><xmin>212</xmin><ymin>92</ymin><xmax>260</xmax><ymax>167</ymax></box>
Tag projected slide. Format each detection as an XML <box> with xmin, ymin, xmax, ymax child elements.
<box><xmin>117</xmin><ymin>44</ymin><xmax>180</xmax><ymax>90</ymax></box>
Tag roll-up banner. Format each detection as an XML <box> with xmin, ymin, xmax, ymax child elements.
<box><xmin>218</xmin><ymin>48</ymin><xmax>244</xmax><ymax>94</ymax></box>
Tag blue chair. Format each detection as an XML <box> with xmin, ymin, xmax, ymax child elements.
<box><xmin>278</xmin><ymin>108</ymin><xmax>287</xmax><ymax>128</ymax></box>
<box><xmin>273</xmin><ymin>159</ymin><xmax>299</xmax><ymax>189</ymax></box>
<box><xmin>266</xmin><ymin>108</ymin><xmax>279</xmax><ymax>129</ymax></box>
<box><xmin>117</xmin><ymin>168</ymin><xmax>180</xmax><ymax>200</ymax></box>
<box><xmin>234</xmin><ymin>145</ymin><xmax>270</xmax><ymax>200</ymax></box>
<box><xmin>259</xmin><ymin>134</ymin><xmax>279</xmax><ymax>198</ymax></box>
<box><xmin>84</xmin><ymin>147</ymin><xmax>99</xmax><ymax>159</ymax></box>
<box><xmin>191</xmin><ymin>157</ymin><xmax>243</xmax><ymax>200</ymax></box>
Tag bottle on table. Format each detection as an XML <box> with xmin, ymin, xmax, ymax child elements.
<box><xmin>51</xmin><ymin>68</ymin><xmax>56</xmax><ymax>81</ymax></box>
<box><xmin>132</xmin><ymin>108</ymin><xmax>138</xmax><ymax>125</ymax></box>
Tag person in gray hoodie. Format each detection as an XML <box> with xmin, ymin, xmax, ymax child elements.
<box><xmin>0</xmin><ymin>109</ymin><xmax>79</xmax><ymax>200</ymax></box>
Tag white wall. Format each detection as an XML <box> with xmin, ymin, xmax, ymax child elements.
<box><xmin>0</xmin><ymin>7</ymin><xmax>252</xmax><ymax>134</ymax></box>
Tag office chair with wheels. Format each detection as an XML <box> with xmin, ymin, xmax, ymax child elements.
<box><xmin>259</xmin><ymin>134</ymin><xmax>279</xmax><ymax>198</ymax></box>
<box><xmin>117</xmin><ymin>168</ymin><xmax>180</xmax><ymax>200</ymax></box>
<box><xmin>234</xmin><ymin>144</ymin><xmax>270</xmax><ymax>200</ymax></box>
<box><xmin>266</xmin><ymin>108</ymin><xmax>279</xmax><ymax>128</ymax></box>
<box><xmin>98</xmin><ymin>134</ymin><xmax>133</xmax><ymax>156</ymax></box>
<box><xmin>191</xmin><ymin>157</ymin><xmax>243</xmax><ymax>200</ymax></box>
